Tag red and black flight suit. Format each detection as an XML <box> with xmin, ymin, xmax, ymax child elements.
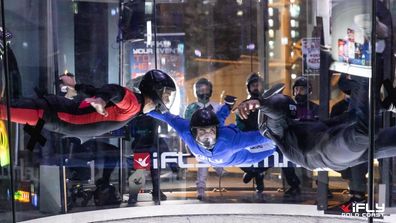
<box><xmin>1</xmin><ymin>84</ymin><xmax>143</xmax><ymax>138</ymax></box>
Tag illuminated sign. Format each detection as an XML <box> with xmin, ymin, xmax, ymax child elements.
<box><xmin>0</xmin><ymin>120</ymin><xmax>10</xmax><ymax>167</ymax></box>
<box><xmin>129</xmin><ymin>34</ymin><xmax>185</xmax><ymax>86</ymax></box>
<box><xmin>14</xmin><ymin>190</ymin><xmax>30</xmax><ymax>203</ymax></box>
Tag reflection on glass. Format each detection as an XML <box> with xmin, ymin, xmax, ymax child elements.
<box><xmin>0</xmin><ymin>0</ymin><xmax>393</xmax><ymax>222</ymax></box>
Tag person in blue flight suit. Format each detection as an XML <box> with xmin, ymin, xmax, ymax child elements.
<box><xmin>184</xmin><ymin>78</ymin><xmax>225</xmax><ymax>200</ymax></box>
<box><xmin>148</xmin><ymin>101</ymin><xmax>275</xmax><ymax>167</ymax></box>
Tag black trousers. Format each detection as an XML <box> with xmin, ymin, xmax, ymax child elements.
<box><xmin>339</xmin><ymin>163</ymin><xmax>367</xmax><ymax>196</ymax></box>
<box><xmin>282</xmin><ymin>168</ymin><xmax>300</xmax><ymax>188</ymax></box>
<box><xmin>240</xmin><ymin>166</ymin><xmax>269</xmax><ymax>191</ymax></box>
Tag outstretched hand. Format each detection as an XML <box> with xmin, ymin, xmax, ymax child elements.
<box><xmin>84</xmin><ymin>97</ymin><xmax>108</xmax><ymax>117</ymax></box>
<box><xmin>233</xmin><ymin>99</ymin><xmax>261</xmax><ymax>119</ymax></box>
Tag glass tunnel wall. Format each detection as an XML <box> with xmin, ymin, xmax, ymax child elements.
<box><xmin>1</xmin><ymin>0</ymin><xmax>394</xmax><ymax>222</ymax></box>
<box><xmin>0</xmin><ymin>0</ymin><xmax>15</xmax><ymax>221</ymax></box>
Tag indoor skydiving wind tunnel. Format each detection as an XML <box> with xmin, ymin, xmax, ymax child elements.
<box><xmin>1</xmin><ymin>0</ymin><xmax>396</xmax><ymax>222</ymax></box>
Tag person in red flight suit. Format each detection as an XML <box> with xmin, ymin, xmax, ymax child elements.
<box><xmin>0</xmin><ymin>69</ymin><xmax>177</xmax><ymax>139</ymax></box>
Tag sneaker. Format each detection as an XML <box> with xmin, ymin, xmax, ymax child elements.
<box><xmin>255</xmin><ymin>174</ymin><xmax>265</xmax><ymax>192</ymax></box>
<box><xmin>254</xmin><ymin>190</ymin><xmax>265</xmax><ymax>201</ymax></box>
<box><xmin>242</xmin><ymin>172</ymin><xmax>256</xmax><ymax>184</ymax></box>
<box><xmin>94</xmin><ymin>181</ymin><xmax>121</xmax><ymax>206</ymax></box>
<box><xmin>197</xmin><ymin>188</ymin><xmax>206</xmax><ymax>201</ymax></box>
<box><xmin>197</xmin><ymin>194</ymin><xmax>204</xmax><ymax>201</ymax></box>
<box><xmin>283</xmin><ymin>186</ymin><xmax>301</xmax><ymax>197</ymax></box>
<box><xmin>260</xmin><ymin>94</ymin><xmax>296</xmax><ymax>120</ymax></box>
<box><xmin>127</xmin><ymin>193</ymin><xmax>138</xmax><ymax>205</ymax></box>
<box><xmin>262</xmin><ymin>83</ymin><xmax>286</xmax><ymax>99</ymax></box>
<box><xmin>259</xmin><ymin>94</ymin><xmax>296</xmax><ymax>138</ymax></box>
<box><xmin>151</xmin><ymin>190</ymin><xmax>167</xmax><ymax>201</ymax></box>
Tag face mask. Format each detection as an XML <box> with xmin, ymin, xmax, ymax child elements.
<box><xmin>295</xmin><ymin>94</ymin><xmax>308</xmax><ymax>104</ymax></box>
<box><xmin>197</xmin><ymin>93</ymin><xmax>210</xmax><ymax>104</ymax></box>
<box><xmin>338</xmin><ymin>76</ymin><xmax>353</xmax><ymax>95</ymax></box>
<box><xmin>338</xmin><ymin>83</ymin><xmax>351</xmax><ymax>95</ymax></box>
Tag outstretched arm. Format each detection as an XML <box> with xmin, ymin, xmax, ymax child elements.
<box><xmin>85</xmin><ymin>85</ymin><xmax>141</xmax><ymax>116</ymax></box>
<box><xmin>148</xmin><ymin>111</ymin><xmax>190</xmax><ymax>135</ymax></box>
<box><xmin>93</xmin><ymin>84</ymin><xmax>128</xmax><ymax>104</ymax></box>
<box><xmin>74</xmin><ymin>84</ymin><xmax>96</xmax><ymax>98</ymax></box>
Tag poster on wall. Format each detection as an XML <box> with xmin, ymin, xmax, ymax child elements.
<box><xmin>129</xmin><ymin>33</ymin><xmax>185</xmax><ymax>87</ymax></box>
<box><xmin>302</xmin><ymin>37</ymin><xmax>320</xmax><ymax>75</ymax></box>
<box><xmin>128</xmin><ymin>33</ymin><xmax>186</xmax><ymax>114</ymax></box>
<box><xmin>337</xmin><ymin>28</ymin><xmax>370</xmax><ymax>66</ymax></box>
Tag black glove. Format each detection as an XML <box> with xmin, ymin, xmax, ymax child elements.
<box><xmin>224</xmin><ymin>95</ymin><xmax>237</xmax><ymax>109</ymax></box>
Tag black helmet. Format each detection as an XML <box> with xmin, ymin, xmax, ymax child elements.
<box><xmin>246</xmin><ymin>73</ymin><xmax>264</xmax><ymax>96</ymax></box>
<box><xmin>194</xmin><ymin>78</ymin><xmax>213</xmax><ymax>103</ymax></box>
<box><xmin>190</xmin><ymin>108</ymin><xmax>219</xmax><ymax>128</ymax></box>
<box><xmin>292</xmin><ymin>76</ymin><xmax>312</xmax><ymax>96</ymax></box>
<box><xmin>139</xmin><ymin>69</ymin><xmax>177</xmax><ymax>113</ymax></box>
<box><xmin>190</xmin><ymin>108</ymin><xmax>219</xmax><ymax>149</ymax></box>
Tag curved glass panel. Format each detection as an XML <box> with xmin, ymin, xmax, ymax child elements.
<box><xmin>3</xmin><ymin>0</ymin><xmax>395</xmax><ymax>222</ymax></box>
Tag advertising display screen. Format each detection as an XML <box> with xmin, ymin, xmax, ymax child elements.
<box><xmin>330</xmin><ymin>0</ymin><xmax>372</xmax><ymax>77</ymax></box>
<box><xmin>129</xmin><ymin>33</ymin><xmax>185</xmax><ymax>86</ymax></box>
<box><xmin>128</xmin><ymin>33</ymin><xmax>186</xmax><ymax>114</ymax></box>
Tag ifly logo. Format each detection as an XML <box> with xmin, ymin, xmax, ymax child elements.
<box><xmin>340</xmin><ymin>203</ymin><xmax>352</xmax><ymax>213</ymax></box>
<box><xmin>134</xmin><ymin>153</ymin><xmax>151</xmax><ymax>170</ymax></box>
<box><xmin>150</xmin><ymin>151</ymin><xmax>299</xmax><ymax>169</ymax></box>
<box><xmin>341</xmin><ymin>202</ymin><xmax>386</xmax><ymax>218</ymax></box>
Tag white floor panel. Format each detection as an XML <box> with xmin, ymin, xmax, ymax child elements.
<box><xmin>19</xmin><ymin>202</ymin><xmax>394</xmax><ymax>223</ymax></box>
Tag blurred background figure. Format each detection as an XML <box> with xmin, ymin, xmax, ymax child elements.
<box><xmin>282</xmin><ymin>76</ymin><xmax>318</xmax><ymax>199</ymax></box>
<box><xmin>126</xmin><ymin>115</ymin><xmax>178</xmax><ymax>204</ymax></box>
<box><xmin>236</xmin><ymin>73</ymin><xmax>268</xmax><ymax>199</ymax></box>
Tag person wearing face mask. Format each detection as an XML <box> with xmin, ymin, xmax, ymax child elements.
<box><xmin>0</xmin><ymin>69</ymin><xmax>177</xmax><ymax>141</ymax></box>
<box><xmin>184</xmin><ymin>78</ymin><xmax>223</xmax><ymax>200</ymax></box>
<box><xmin>278</xmin><ymin>76</ymin><xmax>320</xmax><ymax>198</ymax></box>
<box><xmin>185</xmin><ymin>78</ymin><xmax>221</xmax><ymax>119</ymax></box>
<box><xmin>292</xmin><ymin>76</ymin><xmax>319</xmax><ymax>121</ymax></box>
